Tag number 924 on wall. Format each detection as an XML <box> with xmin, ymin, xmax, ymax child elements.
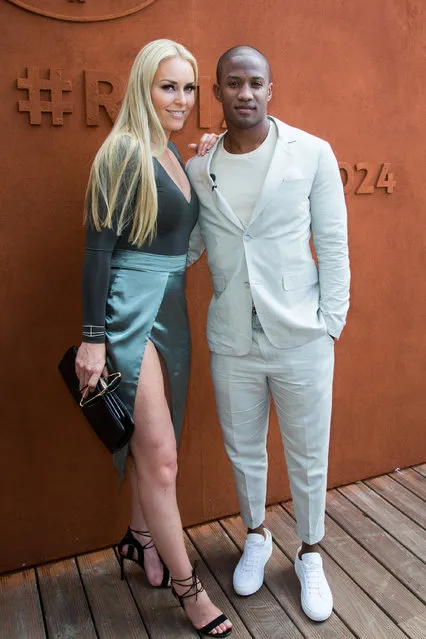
<box><xmin>338</xmin><ymin>162</ymin><xmax>396</xmax><ymax>194</ymax></box>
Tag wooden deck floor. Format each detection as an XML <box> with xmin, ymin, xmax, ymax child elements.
<box><xmin>1</xmin><ymin>465</ymin><xmax>425</xmax><ymax>638</ymax></box>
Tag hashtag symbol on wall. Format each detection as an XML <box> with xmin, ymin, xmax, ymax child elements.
<box><xmin>17</xmin><ymin>67</ymin><xmax>73</xmax><ymax>126</ymax></box>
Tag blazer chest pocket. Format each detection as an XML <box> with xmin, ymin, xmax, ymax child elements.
<box><xmin>282</xmin><ymin>264</ymin><xmax>318</xmax><ymax>291</ymax></box>
<box><xmin>211</xmin><ymin>275</ymin><xmax>226</xmax><ymax>298</ymax></box>
<box><xmin>279</xmin><ymin>177</ymin><xmax>311</xmax><ymax>196</ymax></box>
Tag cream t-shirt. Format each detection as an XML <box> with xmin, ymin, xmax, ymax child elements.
<box><xmin>211</xmin><ymin>120</ymin><xmax>277</xmax><ymax>227</ymax></box>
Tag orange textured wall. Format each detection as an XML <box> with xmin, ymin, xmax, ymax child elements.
<box><xmin>1</xmin><ymin>0</ymin><xmax>425</xmax><ymax>573</ymax></box>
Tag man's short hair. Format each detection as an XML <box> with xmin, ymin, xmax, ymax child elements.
<box><xmin>216</xmin><ymin>45</ymin><xmax>271</xmax><ymax>83</ymax></box>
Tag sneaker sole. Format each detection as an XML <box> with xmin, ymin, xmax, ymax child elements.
<box><xmin>300</xmin><ymin>599</ymin><xmax>333</xmax><ymax>622</ymax></box>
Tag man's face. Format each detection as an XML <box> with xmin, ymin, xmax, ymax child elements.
<box><xmin>214</xmin><ymin>53</ymin><xmax>272</xmax><ymax>130</ymax></box>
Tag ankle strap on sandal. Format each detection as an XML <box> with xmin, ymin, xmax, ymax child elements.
<box><xmin>129</xmin><ymin>528</ymin><xmax>155</xmax><ymax>550</ymax></box>
<box><xmin>171</xmin><ymin>562</ymin><xmax>204</xmax><ymax>601</ymax></box>
<box><xmin>129</xmin><ymin>527</ymin><xmax>151</xmax><ymax>537</ymax></box>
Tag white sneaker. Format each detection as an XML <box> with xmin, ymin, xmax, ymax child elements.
<box><xmin>233</xmin><ymin>528</ymin><xmax>273</xmax><ymax>596</ymax></box>
<box><xmin>294</xmin><ymin>547</ymin><xmax>333</xmax><ymax>621</ymax></box>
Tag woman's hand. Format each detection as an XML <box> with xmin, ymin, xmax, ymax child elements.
<box><xmin>188</xmin><ymin>133</ymin><xmax>219</xmax><ymax>156</ymax></box>
<box><xmin>75</xmin><ymin>342</ymin><xmax>107</xmax><ymax>394</ymax></box>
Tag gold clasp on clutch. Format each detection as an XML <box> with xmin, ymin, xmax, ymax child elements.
<box><xmin>79</xmin><ymin>372</ymin><xmax>121</xmax><ymax>407</ymax></box>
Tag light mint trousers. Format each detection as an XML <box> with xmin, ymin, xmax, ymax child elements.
<box><xmin>210</xmin><ymin>319</ymin><xmax>335</xmax><ymax>544</ymax></box>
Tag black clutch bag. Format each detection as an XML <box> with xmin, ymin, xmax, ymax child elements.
<box><xmin>58</xmin><ymin>346</ymin><xmax>134</xmax><ymax>453</ymax></box>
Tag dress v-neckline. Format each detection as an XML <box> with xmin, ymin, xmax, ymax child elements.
<box><xmin>155</xmin><ymin>157</ymin><xmax>192</xmax><ymax>206</ymax></box>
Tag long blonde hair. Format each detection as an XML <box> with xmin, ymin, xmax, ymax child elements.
<box><xmin>85</xmin><ymin>39</ymin><xmax>198</xmax><ymax>247</ymax></box>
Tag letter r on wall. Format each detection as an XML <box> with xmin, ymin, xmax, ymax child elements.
<box><xmin>85</xmin><ymin>70</ymin><xmax>125</xmax><ymax>126</ymax></box>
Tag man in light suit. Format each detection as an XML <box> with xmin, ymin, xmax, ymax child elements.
<box><xmin>187</xmin><ymin>46</ymin><xmax>350</xmax><ymax>622</ymax></box>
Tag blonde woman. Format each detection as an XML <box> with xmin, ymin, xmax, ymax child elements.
<box><xmin>75</xmin><ymin>40</ymin><xmax>231</xmax><ymax>637</ymax></box>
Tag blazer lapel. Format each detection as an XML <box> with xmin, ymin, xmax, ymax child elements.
<box><xmin>250</xmin><ymin>117</ymin><xmax>297</xmax><ymax>226</ymax></box>
<box><xmin>201</xmin><ymin>136</ymin><xmax>245</xmax><ymax>231</ymax></box>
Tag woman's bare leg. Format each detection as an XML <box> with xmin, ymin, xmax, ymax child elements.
<box><xmin>131</xmin><ymin>340</ymin><xmax>231</xmax><ymax>634</ymax></box>
<box><xmin>118</xmin><ymin>460</ymin><xmax>169</xmax><ymax>587</ymax></box>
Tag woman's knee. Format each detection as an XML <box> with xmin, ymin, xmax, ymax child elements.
<box><xmin>134</xmin><ymin>442</ymin><xmax>178</xmax><ymax>488</ymax></box>
<box><xmin>157</xmin><ymin>453</ymin><xmax>178</xmax><ymax>488</ymax></box>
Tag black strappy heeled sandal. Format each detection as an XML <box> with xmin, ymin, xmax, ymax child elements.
<box><xmin>171</xmin><ymin>564</ymin><xmax>232</xmax><ymax>637</ymax></box>
<box><xmin>118</xmin><ymin>526</ymin><xmax>170</xmax><ymax>588</ymax></box>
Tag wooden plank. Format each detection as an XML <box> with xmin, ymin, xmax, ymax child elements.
<box><xmin>365</xmin><ymin>475</ymin><xmax>426</xmax><ymax>529</ymax></box>
<box><xmin>187</xmin><ymin>520</ymin><xmax>303</xmax><ymax>639</ymax></box>
<box><xmin>338</xmin><ymin>483</ymin><xmax>426</xmax><ymax>561</ymax></box>
<box><xmin>221</xmin><ymin>514</ymin><xmax>355</xmax><ymax>639</ymax></box>
<box><xmin>0</xmin><ymin>568</ymin><xmax>46</xmax><ymax>639</ymax></box>
<box><xmin>326</xmin><ymin>489</ymin><xmax>426</xmax><ymax>603</ymax></box>
<box><xmin>265</xmin><ymin>503</ymin><xmax>406</xmax><ymax>639</ymax></box>
<box><xmin>390</xmin><ymin>468</ymin><xmax>426</xmax><ymax>501</ymax></box>
<box><xmin>77</xmin><ymin>548</ymin><xmax>148</xmax><ymax>638</ymax></box>
<box><xmin>284</xmin><ymin>501</ymin><xmax>426</xmax><ymax>639</ymax></box>
<box><xmin>413</xmin><ymin>464</ymin><xmax>426</xmax><ymax>478</ymax></box>
<box><xmin>37</xmin><ymin>557</ymin><xmax>96</xmax><ymax>639</ymax></box>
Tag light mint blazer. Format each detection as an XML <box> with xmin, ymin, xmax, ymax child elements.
<box><xmin>187</xmin><ymin>117</ymin><xmax>350</xmax><ymax>355</ymax></box>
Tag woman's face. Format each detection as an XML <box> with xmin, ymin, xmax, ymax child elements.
<box><xmin>151</xmin><ymin>57</ymin><xmax>196</xmax><ymax>136</ymax></box>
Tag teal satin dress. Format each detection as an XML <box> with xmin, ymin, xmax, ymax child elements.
<box><xmin>81</xmin><ymin>141</ymin><xmax>199</xmax><ymax>477</ymax></box>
